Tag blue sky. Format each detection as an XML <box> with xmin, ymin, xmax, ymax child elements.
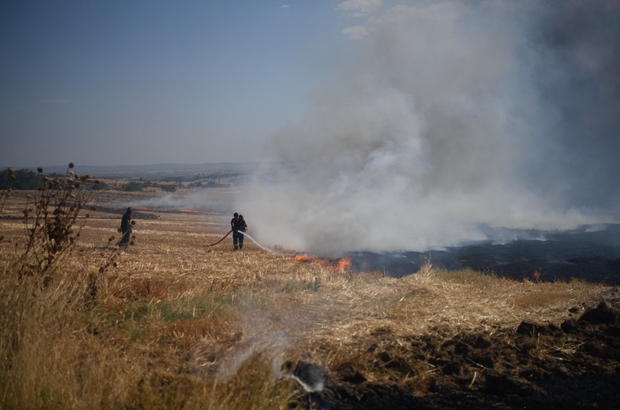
<box><xmin>2</xmin><ymin>0</ymin><xmax>619</xmax><ymax>180</ymax></box>
<box><xmin>0</xmin><ymin>1</ymin><xmax>361</xmax><ymax>167</ymax></box>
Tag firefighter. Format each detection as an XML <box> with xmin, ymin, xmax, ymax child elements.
<box><xmin>118</xmin><ymin>207</ymin><xmax>132</xmax><ymax>246</ymax></box>
<box><xmin>231</xmin><ymin>212</ymin><xmax>248</xmax><ymax>250</ymax></box>
<box><xmin>237</xmin><ymin>214</ymin><xmax>248</xmax><ymax>249</ymax></box>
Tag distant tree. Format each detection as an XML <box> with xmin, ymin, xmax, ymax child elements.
<box><xmin>0</xmin><ymin>168</ymin><xmax>39</xmax><ymax>189</ymax></box>
<box><xmin>91</xmin><ymin>180</ymin><xmax>110</xmax><ymax>190</ymax></box>
<box><xmin>121</xmin><ymin>181</ymin><xmax>143</xmax><ymax>192</ymax></box>
<box><xmin>161</xmin><ymin>184</ymin><xmax>177</xmax><ymax>192</ymax></box>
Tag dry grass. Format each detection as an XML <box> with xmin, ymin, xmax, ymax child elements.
<box><xmin>0</xmin><ymin>191</ymin><xmax>617</xmax><ymax>409</ymax></box>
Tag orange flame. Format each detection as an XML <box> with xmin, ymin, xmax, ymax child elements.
<box><xmin>294</xmin><ymin>254</ymin><xmax>352</xmax><ymax>271</ymax></box>
<box><xmin>180</xmin><ymin>208</ymin><xmax>200</xmax><ymax>214</ymax></box>
<box><xmin>336</xmin><ymin>258</ymin><xmax>352</xmax><ymax>271</ymax></box>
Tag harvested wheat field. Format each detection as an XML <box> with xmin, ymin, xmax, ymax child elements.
<box><xmin>1</xmin><ymin>190</ymin><xmax>620</xmax><ymax>410</ymax></box>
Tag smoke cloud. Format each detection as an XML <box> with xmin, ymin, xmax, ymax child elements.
<box><xmin>241</xmin><ymin>1</ymin><xmax>620</xmax><ymax>255</ymax></box>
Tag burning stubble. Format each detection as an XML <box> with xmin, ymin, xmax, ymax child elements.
<box><xmin>241</xmin><ymin>1</ymin><xmax>620</xmax><ymax>255</ymax></box>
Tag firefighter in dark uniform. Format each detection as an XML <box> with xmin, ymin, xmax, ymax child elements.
<box><xmin>118</xmin><ymin>207</ymin><xmax>132</xmax><ymax>246</ymax></box>
<box><xmin>231</xmin><ymin>212</ymin><xmax>248</xmax><ymax>250</ymax></box>
<box><xmin>237</xmin><ymin>214</ymin><xmax>247</xmax><ymax>249</ymax></box>
<box><xmin>231</xmin><ymin>213</ymin><xmax>240</xmax><ymax>250</ymax></box>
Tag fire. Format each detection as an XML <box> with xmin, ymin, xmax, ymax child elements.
<box><xmin>180</xmin><ymin>208</ymin><xmax>200</xmax><ymax>214</ymax></box>
<box><xmin>336</xmin><ymin>258</ymin><xmax>352</xmax><ymax>270</ymax></box>
<box><xmin>294</xmin><ymin>254</ymin><xmax>352</xmax><ymax>271</ymax></box>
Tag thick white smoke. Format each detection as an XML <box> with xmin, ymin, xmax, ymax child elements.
<box><xmin>242</xmin><ymin>1</ymin><xmax>620</xmax><ymax>255</ymax></box>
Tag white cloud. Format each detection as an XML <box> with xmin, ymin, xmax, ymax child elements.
<box><xmin>40</xmin><ymin>99</ymin><xmax>70</xmax><ymax>104</ymax></box>
<box><xmin>342</xmin><ymin>25</ymin><xmax>368</xmax><ymax>40</ymax></box>
<box><xmin>281</xmin><ymin>4</ymin><xmax>290</xmax><ymax>10</ymax></box>
<box><xmin>336</xmin><ymin>0</ymin><xmax>382</xmax><ymax>17</ymax></box>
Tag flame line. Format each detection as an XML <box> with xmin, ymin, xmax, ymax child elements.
<box><xmin>210</xmin><ymin>231</ymin><xmax>351</xmax><ymax>270</ymax></box>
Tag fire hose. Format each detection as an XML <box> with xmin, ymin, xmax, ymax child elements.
<box><xmin>206</xmin><ymin>229</ymin><xmax>275</xmax><ymax>253</ymax></box>
<box><xmin>205</xmin><ymin>230</ymin><xmax>232</xmax><ymax>246</ymax></box>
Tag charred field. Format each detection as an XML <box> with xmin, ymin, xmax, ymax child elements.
<box><xmin>1</xmin><ymin>188</ymin><xmax>620</xmax><ymax>410</ymax></box>
<box><xmin>348</xmin><ymin>224</ymin><xmax>620</xmax><ymax>285</ymax></box>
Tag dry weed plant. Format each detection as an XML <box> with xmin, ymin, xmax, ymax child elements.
<box><xmin>0</xmin><ymin>180</ymin><xmax>617</xmax><ymax>409</ymax></box>
<box><xmin>8</xmin><ymin>165</ymin><xmax>114</xmax><ymax>290</ymax></box>
<box><xmin>0</xmin><ymin>168</ymin><xmax>16</xmax><ymax>214</ymax></box>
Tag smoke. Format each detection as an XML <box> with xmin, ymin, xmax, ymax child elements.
<box><xmin>241</xmin><ymin>1</ymin><xmax>620</xmax><ymax>255</ymax></box>
<box><xmin>124</xmin><ymin>191</ymin><xmax>235</xmax><ymax>213</ymax></box>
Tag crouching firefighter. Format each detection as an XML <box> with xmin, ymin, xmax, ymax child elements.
<box><xmin>231</xmin><ymin>212</ymin><xmax>248</xmax><ymax>250</ymax></box>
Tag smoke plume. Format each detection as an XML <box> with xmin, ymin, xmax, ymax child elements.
<box><xmin>241</xmin><ymin>1</ymin><xmax>620</xmax><ymax>255</ymax></box>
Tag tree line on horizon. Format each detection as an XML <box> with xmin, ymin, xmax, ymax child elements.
<box><xmin>0</xmin><ymin>168</ymin><xmax>109</xmax><ymax>191</ymax></box>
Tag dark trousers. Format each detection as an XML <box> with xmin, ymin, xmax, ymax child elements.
<box><xmin>233</xmin><ymin>231</ymin><xmax>244</xmax><ymax>249</ymax></box>
<box><xmin>119</xmin><ymin>227</ymin><xmax>132</xmax><ymax>246</ymax></box>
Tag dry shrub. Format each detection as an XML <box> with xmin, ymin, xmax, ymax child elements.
<box><xmin>15</xmin><ymin>167</ymin><xmax>101</xmax><ymax>281</ymax></box>
<box><xmin>0</xmin><ymin>168</ymin><xmax>16</xmax><ymax>213</ymax></box>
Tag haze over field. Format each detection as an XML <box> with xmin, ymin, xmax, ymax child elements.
<box><xmin>2</xmin><ymin>1</ymin><xmax>619</xmax><ymax>253</ymax></box>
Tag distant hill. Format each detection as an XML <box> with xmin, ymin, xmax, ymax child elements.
<box><xmin>7</xmin><ymin>162</ymin><xmax>258</xmax><ymax>177</ymax></box>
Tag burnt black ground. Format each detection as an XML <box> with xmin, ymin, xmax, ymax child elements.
<box><xmin>294</xmin><ymin>301</ymin><xmax>620</xmax><ymax>410</ymax></box>
<box><xmin>347</xmin><ymin>224</ymin><xmax>620</xmax><ymax>285</ymax></box>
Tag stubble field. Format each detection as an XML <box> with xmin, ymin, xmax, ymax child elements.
<box><xmin>1</xmin><ymin>189</ymin><xmax>619</xmax><ymax>409</ymax></box>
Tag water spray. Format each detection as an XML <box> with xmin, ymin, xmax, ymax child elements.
<box><xmin>236</xmin><ymin>231</ymin><xmax>278</xmax><ymax>253</ymax></box>
<box><xmin>207</xmin><ymin>229</ymin><xmax>278</xmax><ymax>254</ymax></box>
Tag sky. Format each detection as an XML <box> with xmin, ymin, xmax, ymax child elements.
<box><xmin>0</xmin><ymin>1</ymin><xmax>352</xmax><ymax>167</ymax></box>
<box><xmin>3</xmin><ymin>1</ymin><xmax>620</xmax><ymax>253</ymax></box>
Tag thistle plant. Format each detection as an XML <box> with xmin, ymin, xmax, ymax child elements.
<box><xmin>14</xmin><ymin>163</ymin><xmax>100</xmax><ymax>287</ymax></box>
<box><xmin>0</xmin><ymin>167</ymin><xmax>16</xmax><ymax>213</ymax></box>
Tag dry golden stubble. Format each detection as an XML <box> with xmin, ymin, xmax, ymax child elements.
<box><xmin>2</xmin><ymin>191</ymin><xmax>618</xmax><ymax>409</ymax></box>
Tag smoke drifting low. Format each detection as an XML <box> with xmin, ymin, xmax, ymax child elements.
<box><xmin>124</xmin><ymin>191</ymin><xmax>235</xmax><ymax>213</ymax></box>
<box><xmin>242</xmin><ymin>1</ymin><xmax>620</xmax><ymax>255</ymax></box>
